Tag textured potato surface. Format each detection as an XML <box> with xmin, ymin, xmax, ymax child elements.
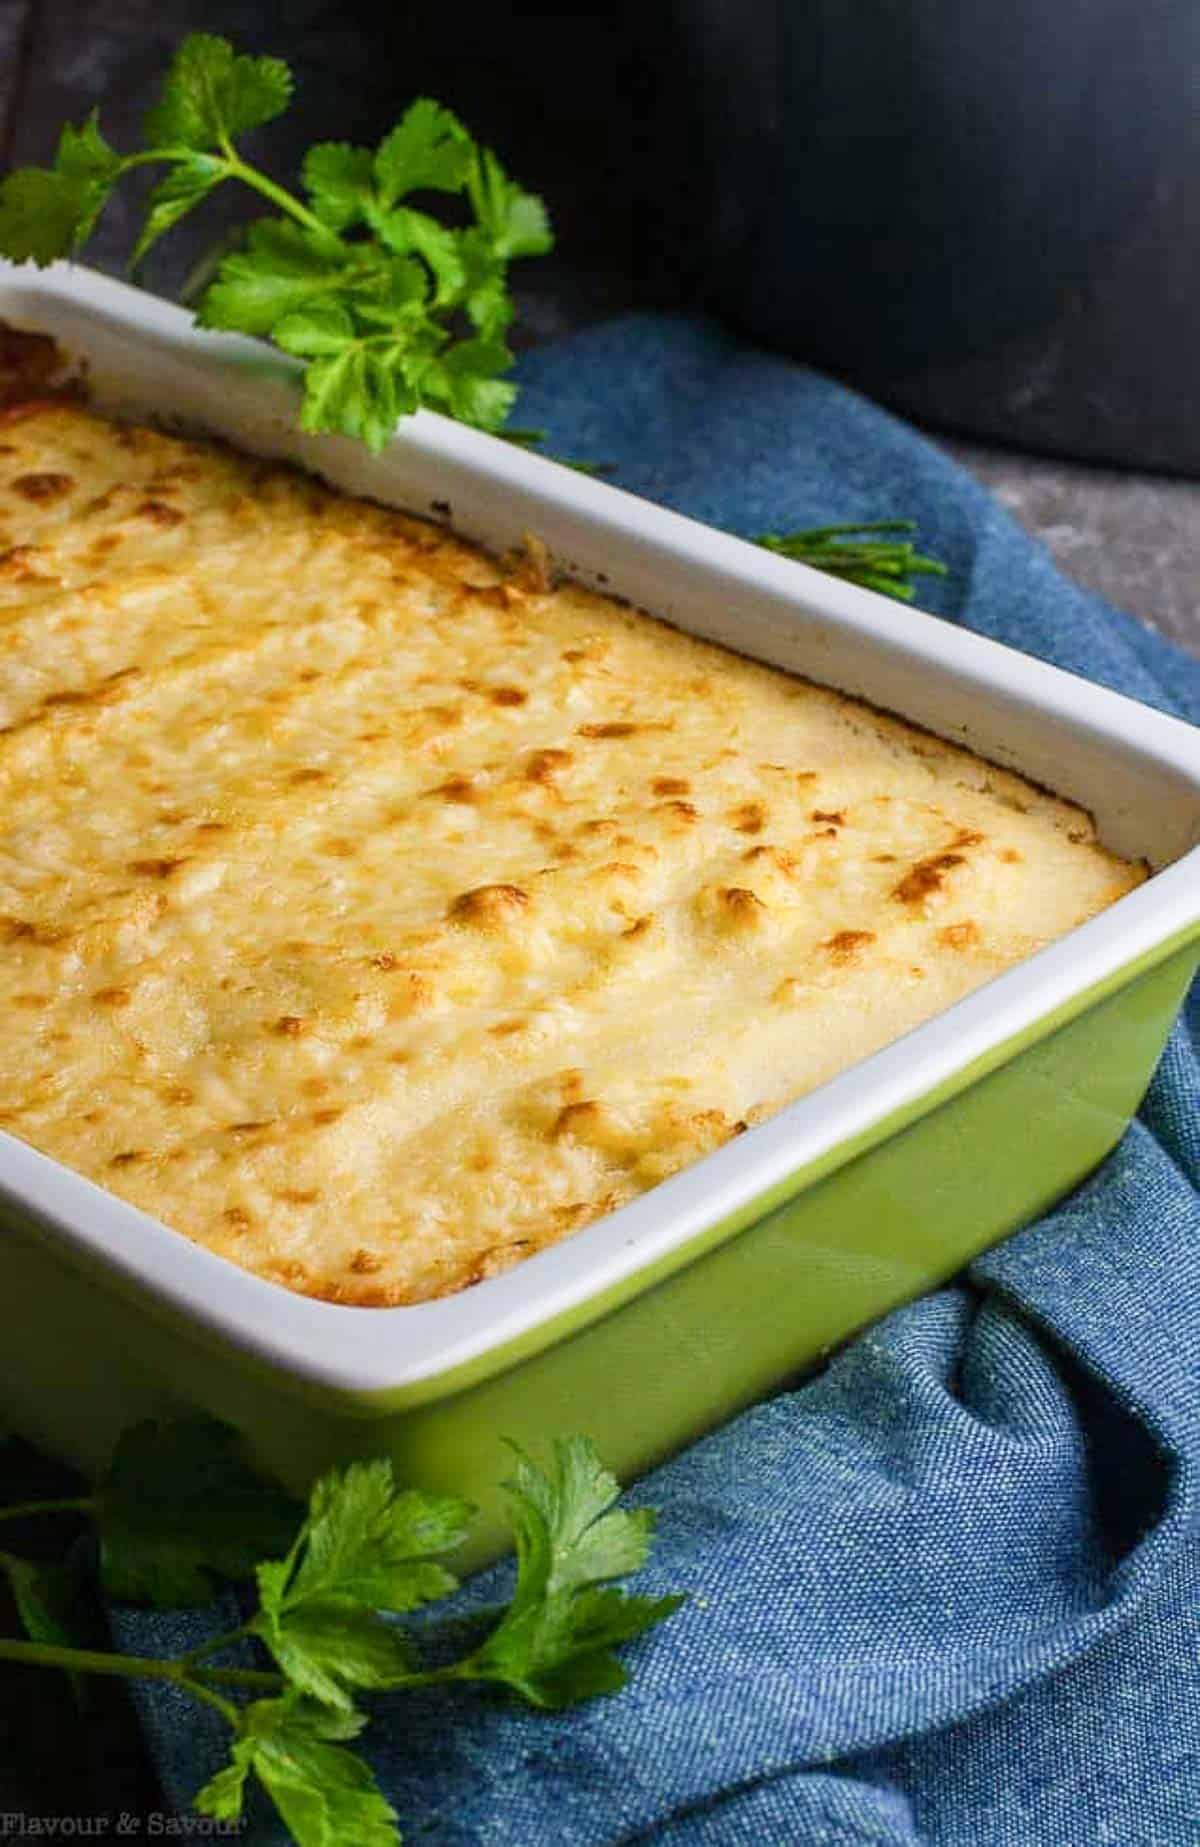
<box><xmin>0</xmin><ymin>398</ymin><xmax>1143</xmax><ymax>1303</ymax></box>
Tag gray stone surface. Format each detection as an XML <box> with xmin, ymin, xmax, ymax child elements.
<box><xmin>945</xmin><ymin>441</ymin><xmax>1199</xmax><ymax>659</ymax></box>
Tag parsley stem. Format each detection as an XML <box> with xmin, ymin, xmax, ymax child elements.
<box><xmin>0</xmin><ymin>1495</ymin><xmax>95</xmax><ymax>1524</ymax></box>
<box><xmin>219</xmin><ymin>144</ymin><xmax>329</xmax><ymax>238</ymax></box>
<box><xmin>0</xmin><ymin>1636</ymin><xmax>280</xmax><ymax>1694</ymax></box>
<box><xmin>182</xmin><ymin>1622</ymin><xmax>254</xmax><ymax>1668</ymax></box>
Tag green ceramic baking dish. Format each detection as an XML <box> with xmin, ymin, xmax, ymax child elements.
<box><xmin>0</xmin><ymin>264</ymin><xmax>1197</xmax><ymax>1567</ymax></box>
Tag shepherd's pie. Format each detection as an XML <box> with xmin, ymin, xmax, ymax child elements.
<box><xmin>0</xmin><ymin>391</ymin><xmax>1143</xmax><ymax>1303</ymax></box>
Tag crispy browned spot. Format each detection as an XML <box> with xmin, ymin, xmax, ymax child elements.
<box><xmin>553</xmin><ymin>1099</ymin><xmax>606</xmax><ymax>1140</ymax></box>
<box><xmin>893</xmin><ymin>853</ymin><xmax>966</xmax><ymax>904</ymax></box>
<box><xmin>289</xmin><ymin>767</ymin><xmax>328</xmax><ymax>786</ymax></box>
<box><xmin>311</xmin><ymin>1106</ymin><xmax>344</xmax><ymax>1126</ymax></box>
<box><xmin>276</xmin><ymin>1188</ymin><xmax>320</xmax><ymax>1205</ymax></box>
<box><xmin>110</xmin><ymin>1149</ymin><xmax>146</xmax><ymax>1167</ymax></box>
<box><xmin>273</xmin><ymin>1015</ymin><xmax>307</xmax><ymax>1036</ymax></box>
<box><xmin>730</xmin><ymin>802</ymin><xmax>767</xmax><ymax>835</ymax></box>
<box><xmin>0</xmin><ymin>397</ymin><xmax>76</xmax><ymax>429</ymax></box>
<box><xmin>350</xmin><ymin>1248</ymin><xmax>384</xmax><ymax>1275</ymax></box>
<box><xmin>489</xmin><ymin>1018</ymin><xmax>525</xmax><ymax>1037</ymax></box>
<box><xmin>10</xmin><ymin>471</ymin><xmax>73</xmax><ymax>503</ymax></box>
<box><xmin>487</xmin><ymin>685</ymin><xmax>527</xmax><ymax>707</ymax></box>
<box><xmin>657</xmin><ymin>799</ymin><xmax>698</xmax><ymax>822</ymax></box>
<box><xmin>526</xmin><ymin>747</ymin><xmax>573</xmax><ymax>783</ymax></box>
<box><xmin>0</xmin><ymin>916</ymin><xmax>66</xmax><ymax>946</ymax></box>
<box><xmin>161</xmin><ymin>1084</ymin><xmax>194</xmax><ymax>1104</ymax></box>
<box><xmin>821</xmin><ymin>929</ymin><xmax>876</xmax><ymax>963</ymax></box>
<box><xmin>222</xmin><ymin>1206</ymin><xmax>253</xmax><ymax>1233</ymax></box>
<box><xmin>622</xmin><ymin>915</ymin><xmax>654</xmax><ymax>940</ymax></box>
<box><xmin>371</xmin><ymin>952</ymin><xmax>400</xmax><ymax>971</ymax></box>
<box><xmin>0</xmin><ymin>544</ymin><xmax>50</xmax><ymax>582</ymax></box>
<box><xmin>432</xmin><ymin>775</ymin><xmax>478</xmax><ymax>803</ymax></box>
<box><xmin>952</xmin><ymin>828</ymin><xmax>986</xmax><ymax>848</ymax></box>
<box><xmin>135</xmin><ymin>498</ymin><xmax>184</xmax><ymax>527</ymax></box>
<box><xmin>742</xmin><ymin>845</ymin><xmax>799</xmax><ymax>877</ymax></box>
<box><xmin>718</xmin><ymin>887</ymin><xmax>765</xmax><ymax>925</ymax></box>
<box><xmin>652</xmin><ymin>776</ymin><xmax>691</xmax><ymax>796</ymax></box>
<box><xmin>128</xmin><ymin>857</ymin><xmax>187</xmax><ymax>879</ymax></box>
<box><xmin>92</xmin><ymin>986</ymin><xmax>131</xmax><ymax>1008</ymax></box>
<box><xmin>0</xmin><ymin>326</ymin><xmax>64</xmax><ymax>405</ymax></box>
<box><xmin>228</xmin><ymin>1120</ymin><xmax>271</xmax><ymax>1135</ymax></box>
<box><xmin>1001</xmin><ymin>847</ymin><xmax>1023</xmax><ymax>863</ymax></box>
<box><xmin>811</xmin><ymin>809</ymin><xmax>845</xmax><ymax>825</ymax></box>
<box><xmin>449</xmin><ymin>882</ymin><xmax>530</xmax><ymax>927</ymax></box>
<box><xmin>578</xmin><ymin>720</ymin><xmax>639</xmax><ymax>739</ymax></box>
<box><xmin>939</xmin><ymin>920</ymin><xmax>982</xmax><ymax>949</ymax></box>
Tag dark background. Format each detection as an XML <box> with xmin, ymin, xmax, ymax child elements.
<box><xmin>3</xmin><ymin>0</ymin><xmax>1200</xmax><ymax>472</ymax></box>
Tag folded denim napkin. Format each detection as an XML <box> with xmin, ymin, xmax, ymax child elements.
<box><xmin>92</xmin><ymin>315</ymin><xmax>1200</xmax><ymax>1841</ymax></box>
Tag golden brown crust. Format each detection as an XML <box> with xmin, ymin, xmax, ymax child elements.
<box><xmin>0</xmin><ymin>393</ymin><xmax>1145</xmax><ymax>1305</ymax></box>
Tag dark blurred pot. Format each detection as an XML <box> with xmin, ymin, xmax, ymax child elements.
<box><xmin>673</xmin><ymin>0</ymin><xmax>1200</xmax><ymax>474</ymax></box>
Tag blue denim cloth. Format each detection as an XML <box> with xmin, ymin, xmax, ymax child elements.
<box><xmin>108</xmin><ymin>316</ymin><xmax>1199</xmax><ymax>1842</ymax></box>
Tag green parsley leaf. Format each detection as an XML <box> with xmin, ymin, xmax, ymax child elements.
<box><xmin>0</xmin><ymin>112</ymin><xmax>122</xmax><ymax>265</ymax></box>
<box><xmin>468</xmin><ymin>146</ymin><xmax>552</xmax><ymax>260</ymax></box>
<box><xmin>449</xmin><ymin>230</ymin><xmax>511</xmax><ymax>339</ymax></box>
<box><xmin>464</xmin><ymin>1438</ymin><xmax>683</xmax><ymax>1709</ymax></box>
<box><xmin>195</xmin><ymin>217</ymin><xmax>351</xmax><ymax>337</ymax></box>
<box><xmin>251</xmin><ymin>1458</ymin><xmax>471</xmax><ymax>1706</ymax></box>
<box><xmin>253</xmin><ymin>1596</ymin><xmax>416</xmax><ymax>1710</ymax></box>
<box><xmin>131</xmin><ymin>153</ymin><xmax>225</xmax><ymax>268</ymax></box>
<box><xmin>369</xmin><ymin>206</ymin><xmax>466</xmax><ymax>302</ymax></box>
<box><xmin>276</xmin><ymin>318</ymin><xmax>419</xmax><ymax>455</ymax></box>
<box><xmin>97</xmin><ymin>1419</ymin><xmax>301</xmax><ymax>1607</ymax></box>
<box><xmin>420</xmin><ymin>336</ymin><xmax>519</xmax><ymax>432</ymax></box>
<box><xmin>144</xmin><ymin>34</ymin><xmax>293</xmax><ymax>152</ymax></box>
<box><xmin>302</xmin><ymin>142</ymin><xmax>374</xmax><ymax>231</ymax></box>
<box><xmin>195</xmin><ymin>1697</ymin><xmax>399</xmax><ymax>1847</ymax></box>
<box><xmin>280</xmin><ymin>1461</ymin><xmax>471</xmax><ymax>1611</ymax></box>
<box><xmin>373</xmin><ymin>98</ymin><xmax>472</xmax><ymax>207</ymax></box>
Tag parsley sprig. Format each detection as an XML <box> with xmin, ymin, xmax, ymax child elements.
<box><xmin>0</xmin><ymin>34</ymin><xmax>552</xmax><ymax>449</ymax></box>
<box><xmin>755</xmin><ymin>520</ymin><xmax>948</xmax><ymax>601</ymax></box>
<box><xmin>0</xmin><ymin>1420</ymin><xmax>681</xmax><ymax>1845</ymax></box>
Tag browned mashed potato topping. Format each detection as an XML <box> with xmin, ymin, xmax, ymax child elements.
<box><xmin>0</xmin><ymin>392</ymin><xmax>1143</xmax><ymax>1303</ymax></box>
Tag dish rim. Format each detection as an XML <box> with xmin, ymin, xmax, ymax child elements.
<box><xmin>0</xmin><ymin>260</ymin><xmax>1197</xmax><ymax>1402</ymax></box>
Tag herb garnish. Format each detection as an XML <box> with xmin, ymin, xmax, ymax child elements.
<box><xmin>0</xmin><ymin>34</ymin><xmax>552</xmax><ymax>450</ymax></box>
<box><xmin>0</xmin><ymin>1420</ymin><xmax>681</xmax><ymax>1845</ymax></box>
<box><xmin>755</xmin><ymin>520</ymin><xmax>948</xmax><ymax>601</ymax></box>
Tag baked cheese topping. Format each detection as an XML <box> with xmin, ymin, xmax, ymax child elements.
<box><xmin>0</xmin><ymin>397</ymin><xmax>1144</xmax><ymax>1304</ymax></box>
